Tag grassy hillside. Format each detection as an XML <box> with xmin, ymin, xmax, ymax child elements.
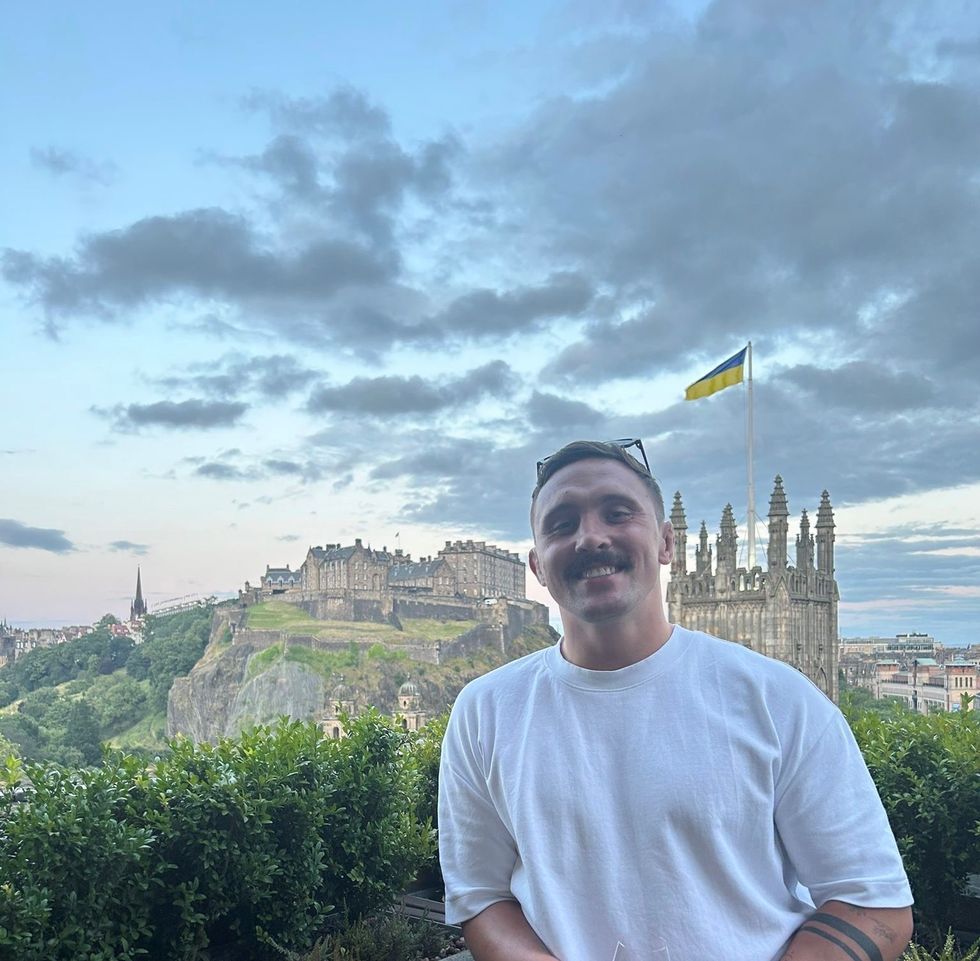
<box><xmin>246</xmin><ymin>600</ymin><xmax>478</xmax><ymax>642</ymax></box>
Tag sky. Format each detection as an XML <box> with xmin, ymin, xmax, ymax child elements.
<box><xmin>2</xmin><ymin>1</ymin><xmax>979</xmax><ymax>645</ymax></box>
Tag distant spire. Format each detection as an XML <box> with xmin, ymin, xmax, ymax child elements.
<box><xmin>767</xmin><ymin>476</ymin><xmax>789</xmax><ymax>570</ymax></box>
<box><xmin>796</xmin><ymin>508</ymin><xmax>814</xmax><ymax>571</ymax></box>
<box><xmin>717</xmin><ymin>503</ymin><xmax>738</xmax><ymax>572</ymax></box>
<box><xmin>816</xmin><ymin>490</ymin><xmax>835</xmax><ymax>574</ymax></box>
<box><xmin>670</xmin><ymin>492</ymin><xmax>688</xmax><ymax>576</ymax></box>
<box><xmin>130</xmin><ymin>567</ymin><xmax>147</xmax><ymax>620</ymax></box>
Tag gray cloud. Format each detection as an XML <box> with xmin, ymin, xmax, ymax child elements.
<box><xmin>156</xmin><ymin>353</ymin><xmax>318</xmax><ymax>400</ymax></box>
<box><xmin>307</xmin><ymin>360</ymin><xmax>516</xmax><ymax>417</ymax></box>
<box><xmin>0</xmin><ymin>519</ymin><xmax>75</xmax><ymax>553</ymax></box>
<box><xmin>429</xmin><ymin>272</ymin><xmax>593</xmax><ymax>340</ymax></box>
<box><xmin>780</xmin><ymin>362</ymin><xmax>939</xmax><ymax>412</ymax></box>
<box><xmin>244</xmin><ymin>85</ymin><xmax>392</xmax><ymax>141</ymax></box>
<box><xmin>108</xmin><ymin>540</ymin><xmax>149</xmax><ymax>555</ymax></box>
<box><xmin>3</xmin><ymin>208</ymin><xmax>393</xmax><ymax>326</ymax></box>
<box><xmin>195</xmin><ymin>462</ymin><xmax>254</xmax><ymax>481</ymax></box>
<box><xmin>30</xmin><ymin>146</ymin><xmax>117</xmax><ymax>186</ymax></box>
<box><xmin>98</xmin><ymin>399</ymin><xmax>248</xmax><ymax>431</ymax></box>
<box><xmin>526</xmin><ymin>391</ymin><xmax>605</xmax><ymax>430</ymax></box>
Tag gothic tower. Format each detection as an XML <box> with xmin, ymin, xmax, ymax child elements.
<box><xmin>816</xmin><ymin>490</ymin><xmax>835</xmax><ymax>574</ymax></box>
<box><xmin>767</xmin><ymin>476</ymin><xmax>789</xmax><ymax>570</ymax></box>
<box><xmin>695</xmin><ymin>521</ymin><xmax>712</xmax><ymax>575</ymax></box>
<box><xmin>796</xmin><ymin>509</ymin><xmax>814</xmax><ymax>571</ymax></box>
<box><xmin>670</xmin><ymin>492</ymin><xmax>688</xmax><ymax>576</ymax></box>
<box><xmin>716</xmin><ymin>504</ymin><xmax>738</xmax><ymax>575</ymax></box>
<box><xmin>130</xmin><ymin>567</ymin><xmax>147</xmax><ymax>620</ymax></box>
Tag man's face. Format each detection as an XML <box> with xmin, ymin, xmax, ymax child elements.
<box><xmin>529</xmin><ymin>457</ymin><xmax>674</xmax><ymax>629</ymax></box>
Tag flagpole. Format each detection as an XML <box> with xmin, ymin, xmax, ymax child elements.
<box><xmin>746</xmin><ymin>341</ymin><xmax>756</xmax><ymax>569</ymax></box>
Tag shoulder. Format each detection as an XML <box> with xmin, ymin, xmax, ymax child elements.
<box><xmin>451</xmin><ymin>645</ymin><xmax>552</xmax><ymax>715</ymax></box>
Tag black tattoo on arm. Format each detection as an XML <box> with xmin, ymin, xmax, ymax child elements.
<box><xmin>800</xmin><ymin>925</ymin><xmax>863</xmax><ymax>961</ymax></box>
<box><xmin>810</xmin><ymin>912</ymin><xmax>885</xmax><ymax>961</ymax></box>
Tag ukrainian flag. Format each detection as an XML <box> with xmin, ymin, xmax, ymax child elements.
<box><xmin>685</xmin><ymin>347</ymin><xmax>748</xmax><ymax>401</ymax></box>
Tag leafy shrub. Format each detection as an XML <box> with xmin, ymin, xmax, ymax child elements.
<box><xmin>903</xmin><ymin>932</ymin><xmax>980</xmax><ymax>960</ymax></box>
<box><xmin>847</xmin><ymin>706</ymin><xmax>980</xmax><ymax>933</ymax></box>
<box><xmin>408</xmin><ymin>713</ymin><xmax>449</xmax><ymax>885</ymax></box>
<box><xmin>0</xmin><ymin>714</ymin><xmax>432</xmax><ymax>960</ymax></box>
<box><xmin>301</xmin><ymin>914</ymin><xmax>458</xmax><ymax>961</ymax></box>
<box><xmin>0</xmin><ymin>754</ymin><xmax>156</xmax><ymax>961</ymax></box>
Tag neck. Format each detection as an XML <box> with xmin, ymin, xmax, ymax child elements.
<box><xmin>560</xmin><ymin>612</ymin><xmax>674</xmax><ymax>671</ymax></box>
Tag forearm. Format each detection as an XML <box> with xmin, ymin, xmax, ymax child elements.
<box><xmin>462</xmin><ymin>899</ymin><xmax>561</xmax><ymax>961</ymax></box>
<box><xmin>780</xmin><ymin>901</ymin><xmax>913</xmax><ymax>961</ymax></box>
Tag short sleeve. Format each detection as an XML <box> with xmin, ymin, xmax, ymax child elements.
<box><xmin>438</xmin><ymin>691</ymin><xmax>520</xmax><ymax>925</ymax></box>
<box><xmin>774</xmin><ymin>711</ymin><xmax>913</xmax><ymax>908</ymax></box>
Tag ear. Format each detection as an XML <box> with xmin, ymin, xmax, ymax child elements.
<box><xmin>528</xmin><ymin>546</ymin><xmax>547</xmax><ymax>587</ymax></box>
<box><xmin>658</xmin><ymin>519</ymin><xmax>675</xmax><ymax>566</ymax></box>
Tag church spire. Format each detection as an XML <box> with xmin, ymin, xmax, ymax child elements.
<box><xmin>696</xmin><ymin>521</ymin><xmax>713</xmax><ymax>575</ymax></box>
<box><xmin>717</xmin><ymin>503</ymin><xmax>738</xmax><ymax>573</ymax></box>
<box><xmin>816</xmin><ymin>490</ymin><xmax>835</xmax><ymax>575</ymax></box>
<box><xmin>767</xmin><ymin>476</ymin><xmax>789</xmax><ymax>570</ymax></box>
<box><xmin>796</xmin><ymin>508</ymin><xmax>814</xmax><ymax>571</ymax></box>
<box><xmin>130</xmin><ymin>567</ymin><xmax>147</xmax><ymax>620</ymax></box>
<box><xmin>670</xmin><ymin>491</ymin><xmax>688</xmax><ymax>576</ymax></box>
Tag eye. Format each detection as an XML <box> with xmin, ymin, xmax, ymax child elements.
<box><xmin>546</xmin><ymin>518</ymin><xmax>576</xmax><ymax>535</ymax></box>
<box><xmin>607</xmin><ymin>507</ymin><xmax>633</xmax><ymax>522</ymax></box>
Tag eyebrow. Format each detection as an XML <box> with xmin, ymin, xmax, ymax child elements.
<box><xmin>538</xmin><ymin>493</ymin><xmax>645</xmax><ymax>530</ymax></box>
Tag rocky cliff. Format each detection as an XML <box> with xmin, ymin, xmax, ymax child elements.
<box><xmin>168</xmin><ymin>605</ymin><xmax>555</xmax><ymax>743</ymax></box>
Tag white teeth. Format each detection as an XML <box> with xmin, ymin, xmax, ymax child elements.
<box><xmin>582</xmin><ymin>566</ymin><xmax>616</xmax><ymax>578</ymax></box>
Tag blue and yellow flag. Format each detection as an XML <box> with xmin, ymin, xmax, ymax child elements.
<box><xmin>684</xmin><ymin>347</ymin><xmax>748</xmax><ymax>401</ymax></box>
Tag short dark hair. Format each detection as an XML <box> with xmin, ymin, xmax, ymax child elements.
<box><xmin>531</xmin><ymin>439</ymin><xmax>666</xmax><ymax>521</ymax></box>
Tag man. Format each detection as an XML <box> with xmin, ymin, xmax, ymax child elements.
<box><xmin>439</xmin><ymin>440</ymin><xmax>913</xmax><ymax>961</ymax></box>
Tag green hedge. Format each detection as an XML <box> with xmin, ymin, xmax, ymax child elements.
<box><xmin>0</xmin><ymin>714</ymin><xmax>432</xmax><ymax>960</ymax></box>
<box><xmin>845</xmin><ymin>703</ymin><xmax>980</xmax><ymax>935</ymax></box>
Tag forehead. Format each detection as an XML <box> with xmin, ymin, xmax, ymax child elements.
<box><xmin>532</xmin><ymin>457</ymin><xmax>653</xmax><ymax>522</ymax></box>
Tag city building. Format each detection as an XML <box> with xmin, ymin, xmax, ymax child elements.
<box><xmin>875</xmin><ymin>657</ymin><xmax>979</xmax><ymax>713</ymax></box>
<box><xmin>667</xmin><ymin>477</ymin><xmax>838</xmax><ymax>700</ymax></box>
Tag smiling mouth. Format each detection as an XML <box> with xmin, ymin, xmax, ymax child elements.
<box><xmin>579</xmin><ymin>565</ymin><xmax>620</xmax><ymax>579</ymax></box>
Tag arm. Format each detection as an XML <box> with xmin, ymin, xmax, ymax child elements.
<box><xmin>780</xmin><ymin>900</ymin><xmax>913</xmax><ymax>961</ymax></box>
<box><xmin>463</xmin><ymin>900</ymin><xmax>561</xmax><ymax>961</ymax></box>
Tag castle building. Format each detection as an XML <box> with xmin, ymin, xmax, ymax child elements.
<box><xmin>666</xmin><ymin>476</ymin><xmax>839</xmax><ymax>700</ymax></box>
<box><xmin>130</xmin><ymin>567</ymin><xmax>147</xmax><ymax>620</ymax></box>
<box><xmin>297</xmin><ymin>537</ymin><xmax>524</xmax><ymax>601</ymax></box>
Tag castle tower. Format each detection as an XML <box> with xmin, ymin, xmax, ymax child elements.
<box><xmin>816</xmin><ymin>490</ymin><xmax>835</xmax><ymax>574</ymax></box>
<box><xmin>767</xmin><ymin>476</ymin><xmax>789</xmax><ymax>570</ymax></box>
<box><xmin>670</xmin><ymin>492</ymin><xmax>688</xmax><ymax>576</ymax></box>
<box><xmin>695</xmin><ymin>521</ymin><xmax>712</xmax><ymax>575</ymax></box>
<box><xmin>716</xmin><ymin>504</ymin><xmax>738</xmax><ymax>574</ymax></box>
<box><xmin>130</xmin><ymin>567</ymin><xmax>147</xmax><ymax>620</ymax></box>
<box><xmin>796</xmin><ymin>509</ymin><xmax>814</xmax><ymax>571</ymax></box>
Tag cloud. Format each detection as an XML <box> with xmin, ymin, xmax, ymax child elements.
<box><xmin>155</xmin><ymin>353</ymin><xmax>318</xmax><ymax>400</ymax></box>
<box><xmin>429</xmin><ymin>272</ymin><xmax>593</xmax><ymax>341</ymax></box>
<box><xmin>277</xmin><ymin>534</ymin><xmax>302</xmax><ymax>542</ymax></box>
<box><xmin>526</xmin><ymin>391</ymin><xmax>604</xmax><ymax>430</ymax></box>
<box><xmin>307</xmin><ymin>360</ymin><xmax>516</xmax><ymax>417</ymax></box>
<box><xmin>97</xmin><ymin>399</ymin><xmax>248</xmax><ymax>431</ymax></box>
<box><xmin>244</xmin><ymin>85</ymin><xmax>392</xmax><ymax>140</ymax></box>
<box><xmin>3</xmin><ymin>208</ymin><xmax>393</xmax><ymax>326</ymax></box>
<box><xmin>108</xmin><ymin>540</ymin><xmax>149</xmax><ymax>555</ymax></box>
<box><xmin>195</xmin><ymin>462</ymin><xmax>252</xmax><ymax>481</ymax></box>
<box><xmin>29</xmin><ymin>146</ymin><xmax>117</xmax><ymax>186</ymax></box>
<box><xmin>0</xmin><ymin>519</ymin><xmax>75</xmax><ymax>553</ymax></box>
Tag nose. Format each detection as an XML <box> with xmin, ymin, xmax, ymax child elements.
<box><xmin>575</xmin><ymin>512</ymin><xmax>611</xmax><ymax>552</ymax></box>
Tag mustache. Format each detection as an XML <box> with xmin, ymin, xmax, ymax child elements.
<box><xmin>565</xmin><ymin>549</ymin><xmax>630</xmax><ymax>579</ymax></box>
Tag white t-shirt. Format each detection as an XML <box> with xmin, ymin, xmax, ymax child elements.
<box><xmin>438</xmin><ymin>627</ymin><xmax>912</xmax><ymax>961</ymax></box>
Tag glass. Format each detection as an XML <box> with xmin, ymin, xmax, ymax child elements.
<box><xmin>536</xmin><ymin>437</ymin><xmax>651</xmax><ymax>482</ymax></box>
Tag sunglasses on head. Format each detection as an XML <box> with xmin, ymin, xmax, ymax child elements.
<box><xmin>535</xmin><ymin>438</ymin><xmax>651</xmax><ymax>483</ymax></box>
